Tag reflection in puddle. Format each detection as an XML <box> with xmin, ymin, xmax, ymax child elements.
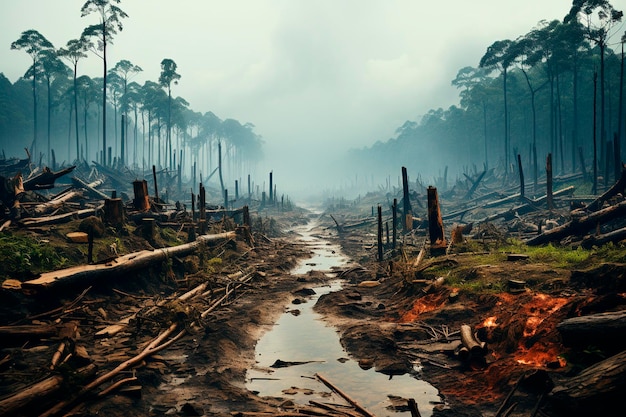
<box><xmin>246</xmin><ymin>221</ymin><xmax>441</xmax><ymax>416</ymax></box>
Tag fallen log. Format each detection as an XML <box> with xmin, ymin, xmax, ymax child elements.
<box><xmin>315</xmin><ymin>373</ymin><xmax>375</xmax><ymax>417</ymax></box>
<box><xmin>586</xmin><ymin>165</ymin><xmax>626</xmax><ymax>211</ymax></box>
<box><xmin>71</xmin><ymin>176</ymin><xmax>109</xmax><ymax>200</ymax></box>
<box><xmin>547</xmin><ymin>349</ymin><xmax>626</xmax><ymax>415</ymax></box>
<box><xmin>580</xmin><ymin>225</ymin><xmax>626</xmax><ymax>249</ymax></box>
<box><xmin>32</xmin><ymin>179</ymin><xmax>103</xmax><ymax>216</ymax></box>
<box><xmin>476</xmin><ymin>186</ymin><xmax>575</xmax><ymax>225</ymax></box>
<box><xmin>40</xmin><ymin>323</ymin><xmax>186</xmax><ymax>417</ymax></box>
<box><xmin>0</xmin><ymin>364</ymin><xmax>96</xmax><ymax>417</ymax></box>
<box><xmin>526</xmin><ymin>199</ymin><xmax>626</xmax><ymax>246</ymax></box>
<box><xmin>0</xmin><ymin>324</ymin><xmax>58</xmax><ymax>343</ymax></box>
<box><xmin>20</xmin><ymin>205</ymin><xmax>102</xmax><ymax>227</ymax></box>
<box><xmin>20</xmin><ymin>231</ymin><xmax>236</xmax><ymax>290</ymax></box>
<box><xmin>556</xmin><ymin>310</ymin><xmax>626</xmax><ymax>350</ymax></box>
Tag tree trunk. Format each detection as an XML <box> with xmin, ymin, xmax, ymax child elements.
<box><xmin>22</xmin><ymin>231</ymin><xmax>236</xmax><ymax>290</ymax></box>
<box><xmin>547</xmin><ymin>349</ymin><xmax>626</xmax><ymax>416</ymax></box>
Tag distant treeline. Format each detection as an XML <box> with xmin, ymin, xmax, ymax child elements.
<box><xmin>349</xmin><ymin>1</ymin><xmax>625</xmax><ymax>188</ymax></box>
<box><xmin>0</xmin><ymin>0</ymin><xmax>262</xmax><ymax>183</ymax></box>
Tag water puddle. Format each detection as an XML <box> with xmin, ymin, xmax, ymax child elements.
<box><xmin>246</xmin><ymin>220</ymin><xmax>441</xmax><ymax>416</ymax></box>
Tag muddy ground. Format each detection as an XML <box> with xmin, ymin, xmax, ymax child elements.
<box><xmin>1</xmin><ymin>197</ymin><xmax>625</xmax><ymax>417</ymax></box>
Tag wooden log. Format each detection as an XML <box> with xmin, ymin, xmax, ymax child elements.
<box><xmin>547</xmin><ymin>349</ymin><xmax>626</xmax><ymax>415</ymax></box>
<box><xmin>459</xmin><ymin>324</ymin><xmax>483</xmax><ymax>355</ymax></box>
<box><xmin>21</xmin><ymin>231</ymin><xmax>236</xmax><ymax>290</ymax></box>
<box><xmin>526</xmin><ymin>198</ymin><xmax>626</xmax><ymax>246</ymax></box>
<box><xmin>71</xmin><ymin>176</ymin><xmax>108</xmax><ymax>200</ymax></box>
<box><xmin>32</xmin><ymin>179</ymin><xmax>103</xmax><ymax>216</ymax></box>
<box><xmin>580</xmin><ymin>225</ymin><xmax>626</xmax><ymax>248</ymax></box>
<box><xmin>586</xmin><ymin>165</ymin><xmax>626</xmax><ymax>211</ymax></box>
<box><xmin>20</xmin><ymin>205</ymin><xmax>102</xmax><ymax>227</ymax></box>
<box><xmin>556</xmin><ymin>310</ymin><xmax>626</xmax><ymax>349</ymax></box>
<box><xmin>0</xmin><ymin>324</ymin><xmax>58</xmax><ymax>342</ymax></box>
<box><xmin>40</xmin><ymin>324</ymin><xmax>186</xmax><ymax>417</ymax></box>
<box><xmin>0</xmin><ymin>364</ymin><xmax>96</xmax><ymax>417</ymax></box>
<box><xmin>315</xmin><ymin>373</ymin><xmax>375</xmax><ymax>417</ymax></box>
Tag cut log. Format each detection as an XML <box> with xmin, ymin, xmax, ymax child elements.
<box><xmin>0</xmin><ymin>364</ymin><xmax>96</xmax><ymax>416</ymax></box>
<box><xmin>71</xmin><ymin>176</ymin><xmax>108</xmax><ymax>200</ymax></box>
<box><xmin>21</xmin><ymin>231</ymin><xmax>236</xmax><ymax>290</ymax></box>
<box><xmin>32</xmin><ymin>179</ymin><xmax>103</xmax><ymax>216</ymax></box>
<box><xmin>556</xmin><ymin>310</ymin><xmax>626</xmax><ymax>350</ymax></box>
<box><xmin>586</xmin><ymin>165</ymin><xmax>626</xmax><ymax>211</ymax></box>
<box><xmin>459</xmin><ymin>324</ymin><xmax>485</xmax><ymax>358</ymax></box>
<box><xmin>526</xmin><ymin>199</ymin><xmax>626</xmax><ymax>246</ymax></box>
<box><xmin>547</xmin><ymin>349</ymin><xmax>626</xmax><ymax>415</ymax></box>
<box><xmin>20</xmin><ymin>205</ymin><xmax>102</xmax><ymax>227</ymax></box>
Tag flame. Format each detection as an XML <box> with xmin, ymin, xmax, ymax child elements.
<box><xmin>399</xmin><ymin>293</ymin><xmax>446</xmax><ymax>323</ymax></box>
<box><xmin>515</xmin><ymin>342</ymin><xmax>567</xmax><ymax>368</ymax></box>
<box><xmin>482</xmin><ymin>316</ymin><xmax>498</xmax><ymax>328</ymax></box>
<box><xmin>521</xmin><ymin>294</ymin><xmax>568</xmax><ymax>337</ymax></box>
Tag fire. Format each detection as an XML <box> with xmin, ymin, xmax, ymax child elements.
<box><xmin>482</xmin><ymin>316</ymin><xmax>498</xmax><ymax>328</ymax></box>
<box><xmin>521</xmin><ymin>294</ymin><xmax>568</xmax><ymax>337</ymax></box>
<box><xmin>515</xmin><ymin>342</ymin><xmax>567</xmax><ymax>368</ymax></box>
<box><xmin>398</xmin><ymin>293</ymin><xmax>446</xmax><ymax>323</ymax></box>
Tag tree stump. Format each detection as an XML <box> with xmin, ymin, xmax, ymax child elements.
<box><xmin>133</xmin><ymin>180</ymin><xmax>150</xmax><ymax>211</ymax></box>
<box><xmin>103</xmin><ymin>198</ymin><xmax>124</xmax><ymax>226</ymax></box>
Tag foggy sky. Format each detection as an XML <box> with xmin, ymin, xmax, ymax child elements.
<box><xmin>1</xmin><ymin>0</ymin><xmax>583</xmax><ymax>195</ymax></box>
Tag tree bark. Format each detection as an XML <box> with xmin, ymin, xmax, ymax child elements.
<box><xmin>557</xmin><ymin>310</ymin><xmax>626</xmax><ymax>349</ymax></box>
<box><xmin>547</xmin><ymin>349</ymin><xmax>626</xmax><ymax>415</ymax></box>
<box><xmin>21</xmin><ymin>231</ymin><xmax>236</xmax><ymax>290</ymax></box>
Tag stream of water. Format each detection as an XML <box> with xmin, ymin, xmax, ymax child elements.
<box><xmin>246</xmin><ymin>220</ymin><xmax>441</xmax><ymax>416</ymax></box>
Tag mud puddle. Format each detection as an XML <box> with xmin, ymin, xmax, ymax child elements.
<box><xmin>246</xmin><ymin>220</ymin><xmax>441</xmax><ymax>416</ymax></box>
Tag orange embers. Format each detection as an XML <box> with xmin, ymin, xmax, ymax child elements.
<box><xmin>521</xmin><ymin>293</ymin><xmax>568</xmax><ymax>338</ymax></box>
<box><xmin>483</xmin><ymin>292</ymin><xmax>569</xmax><ymax>368</ymax></box>
<box><xmin>515</xmin><ymin>293</ymin><xmax>568</xmax><ymax>367</ymax></box>
<box><xmin>482</xmin><ymin>315</ymin><xmax>498</xmax><ymax>328</ymax></box>
<box><xmin>398</xmin><ymin>292</ymin><xmax>448</xmax><ymax>323</ymax></box>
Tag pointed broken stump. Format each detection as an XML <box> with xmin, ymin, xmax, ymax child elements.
<box><xmin>427</xmin><ymin>186</ymin><xmax>447</xmax><ymax>255</ymax></box>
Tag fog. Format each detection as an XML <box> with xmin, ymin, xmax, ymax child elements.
<box><xmin>0</xmin><ymin>0</ymin><xmax>590</xmax><ymax>200</ymax></box>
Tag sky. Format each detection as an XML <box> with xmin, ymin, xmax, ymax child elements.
<box><xmin>0</xmin><ymin>0</ymin><xmax>606</xmax><ymax>195</ymax></box>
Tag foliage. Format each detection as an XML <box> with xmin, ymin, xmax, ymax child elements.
<box><xmin>0</xmin><ymin>232</ymin><xmax>68</xmax><ymax>278</ymax></box>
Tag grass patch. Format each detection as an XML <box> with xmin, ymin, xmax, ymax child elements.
<box><xmin>0</xmin><ymin>232</ymin><xmax>69</xmax><ymax>279</ymax></box>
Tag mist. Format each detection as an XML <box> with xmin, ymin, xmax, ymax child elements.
<box><xmin>0</xmin><ymin>0</ymin><xmax>614</xmax><ymax>203</ymax></box>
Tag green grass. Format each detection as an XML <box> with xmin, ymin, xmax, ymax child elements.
<box><xmin>0</xmin><ymin>232</ymin><xmax>68</xmax><ymax>279</ymax></box>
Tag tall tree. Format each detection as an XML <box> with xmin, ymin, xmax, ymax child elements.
<box><xmin>565</xmin><ymin>0</ymin><xmax>623</xmax><ymax>173</ymax></box>
<box><xmin>480</xmin><ymin>39</ymin><xmax>516</xmax><ymax>173</ymax></box>
<box><xmin>39</xmin><ymin>49</ymin><xmax>70</xmax><ymax>164</ymax></box>
<box><xmin>112</xmin><ymin>59</ymin><xmax>142</xmax><ymax>166</ymax></box>
<box><xmin>159</xmin><ymin>58</ymin><xmax>181</xmax><ymax>170</ymax></box>
<box><xmin>10</xmin><ymin>29</ymin><xmax>54</xmax><ymax>158</ymax></box>
<box><xmin>80</xmin><ymin>0</ymin><xmax>128</xmax><ymax>166</ymax></box>
<box><xmin>58</xmin><ymin>38</ymin><xmax>88</xmax><ymax>162</ymax></box>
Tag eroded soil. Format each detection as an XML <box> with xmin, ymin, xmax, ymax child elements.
<box><xmin>1</xmin><ymin>203</ymin><xmax>626</xmax><ymax>417</ymax></box>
